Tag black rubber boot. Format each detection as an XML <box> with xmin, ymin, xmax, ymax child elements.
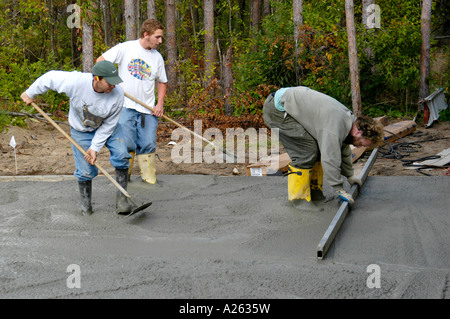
<box><xmin>115</xmin><ymin>168</ymin><xmax>136</xmax><ymax>215</ymax></box>
<box><xmin>78</xmin><ymin>180</ymin><xmax>93</xmax><ymax>216</ymax></box>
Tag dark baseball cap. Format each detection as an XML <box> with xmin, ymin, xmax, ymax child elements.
<box><xmin>92</xmin><ymin>61</ymin><xmax>123</xmax><ymax>85</ymax></box>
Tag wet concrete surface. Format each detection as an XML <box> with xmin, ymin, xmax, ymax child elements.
<box><xmin>0</xmin><ymin>175</ymin><xmax>449</xmax><ymax>299</ymax></box>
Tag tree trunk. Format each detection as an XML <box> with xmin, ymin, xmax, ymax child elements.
<box><xmin>263</xmin><ymin>0</ymin><xmax>271</xmax><ymax>16</ymax></box>
<box><xmin>183</xmin><ymin>4</ymin><xmax>196</xmax><ymax>61</ymax></box>
<box><xmin>147</xmin><ymin>0</ymin><xmax>156</xmax><ymax>19</ymax></box>
<box><xmin>293</xmin><ymin>0</ymin><xmax>303</xmax><ymax>85</ymax></box>
<box><xmin>82</xmin><ymin>21</ymin><xmax>94</xmax><ymax>72</ymax></box>
<box><xmin>419</xmin><ymin>0</ymin><xmax>432</xmax><ymax>105</ymax></box>
<box><xmin>236</xmin><ymin>0</ymin><xmax>244</xmax><ymax>22</ymax></box>
<box><xmin>71</xmin><ymin>26</ymin><xmax>81</xmax><ymax>68</ymax></box>
<box><xmin>204</xmin><ymin>0</ymin><xmax>215</xmax><ymax>86</ymax></box>
<box><xmin>165</xmin><ymin>0</ymin><xmax>177</xmax><ymax>95</ymax></box>
<box><xmin>136</xmin><ymin>0</ymin><xmax>141</xmax><ymax>31</ymax></box>
<box><xmin>100</xmin><ymin>0</ymin><xmax>113</xmax><ymax>47</ymax></box>
<box><xmin>250</xmin><ymin>0</ymin><xmax>261</xmax><ymax>33</ymax></box>
<box><xmin>48</xmin><ymin>0</ymin><xmax>55</xmax><ymax>58</ymax></box>
<box><xmin>250</xmin><ymin>0</ymin><xmax>261</xmax><ymax>51</ymax></box>
<box><xmin>224</xmin><ymin>43</ymin><xmax>234</xmax><ymax>116</ymax></box>
<box><xmin>191</xmin><ymin>0</ymin><xmax>199</xmax><ymax>31</ymax></box>
<box><xmin>293</xmin><ymin>0</ymin><xmax>303</xmax><ymax>46</ymax></box>
<box><xmin>345</xmin><ymin>0</ymin><xmax>362</xmax><ymax>116</ymax></box>
<box><xmin>124</xmin><ymin>0</ymin><xmax>137</xmax><ymax>40</ymax></box>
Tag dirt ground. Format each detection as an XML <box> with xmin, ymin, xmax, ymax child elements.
<box><xmin>0</xmin><ymin>117</ymin><xmax>449</xmax><ymax>178</ymax></box>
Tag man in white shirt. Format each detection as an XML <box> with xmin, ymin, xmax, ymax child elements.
<box><xmin>97</xmin><ymin>19</ymin><xmax>168</xmax><ymax>185</ymax></box>
<box><xmin>20</xmin><ymin>61</ymin><xmax>135</xmax><ymax>216</ymax></box>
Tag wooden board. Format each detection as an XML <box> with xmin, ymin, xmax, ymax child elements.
<box><xmin>406</xmin><ymin>148</ymin><xmax>450</xmax><ymax>169</ymax></box>
<box><xmin>382</xmin><ymin>120</ymin><xmax>417</xmax><ymax>144</ymax></box>
<box><xmin>246</xmin><ymin>153</ymin><xmax>291</xmax><ymax>176</ymax></box>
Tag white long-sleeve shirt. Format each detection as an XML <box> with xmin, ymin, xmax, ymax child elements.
<box><xmin>26</xmin><ymin>70</ymin><xmax>124</xmax><ymax>152</ymax></box>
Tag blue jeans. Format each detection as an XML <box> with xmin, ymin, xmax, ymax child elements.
<box><xmin>118</xmin><ymin>107</ymin><xmax>158</xmax><ymax>155</ymax></box>
<box><xmin>71</xmin><ymin>125</ymin><xmax>131</xmax><ymax>181</ymax></box>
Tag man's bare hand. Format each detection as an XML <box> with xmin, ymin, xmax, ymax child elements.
<box><xmin>84</xmin><ymin>148</ymin><xmax>97</xmax><ymax>165</ymax></box>
<box><xmin>153</xmin><ymin>104</ymin><xmax>164</xmax><ymax>117</ymax></box>
<box><xmin>20</xmin><ymin>92</ymin><xmax>34</xmax><ymax>105</ymax></box>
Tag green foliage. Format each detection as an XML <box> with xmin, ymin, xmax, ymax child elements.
<box><xmin>232</xmin><ymin>1</ymin><xmax>291</xmax><ymax>91</ymax></box>
<box><xmin>438</xmin><ymin>108</ymin><xmax>450</xmax><ymax>122</ymax></box>
<box><xmin>0</xmin><ymin>110</ymin><xmax>28</xmax><ymax>132</ymax></box>
<box><xmin>358</xmin><ymin>4</ymin><xmax>422</xmax><ymax>110</ymax></box>
<box><xmin>0</xmin><ymin>0</ymin><xmax>75</xmax><ymax>117</ymax></box>
<box><xmin>0</xmin><ymin>53</ymin><xmax>72</xmax><ymax>116</ymax></box>
<box><xmin>430</xmin><ymin>46</ymin><xmax>450</xmax><ymax>101</ymax></box>
<box><xmin>164</xmin><ymin>58</ymin><xmax>205</xmax><ymax>117</ymax></box>
<box><xmin>233</xmin><ymin>0</ymin><xmax>352</xmax><ymax>108</ymax></box>
<box><xmin>0</xmin><ymin>112</ymin><xmax>13</xmax><ymax>132</ymax></box>
<box><xmin>232</xmin><ymin>0</ymin><xmax>442</xmax><ymax>117</ymax></box>
<box><xmin>0</xmin><ymin>0</ymin><xmax>448</xmax><ymax>128</ymax></box>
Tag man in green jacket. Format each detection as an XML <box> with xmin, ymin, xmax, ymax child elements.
<box><xmin>263</xmin><ymin>86</ymin><xmax>383</xmax><ymax>209</ymax></box>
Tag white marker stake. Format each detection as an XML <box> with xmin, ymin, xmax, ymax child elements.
<box><xmin>9</xmin><ymin>136</ymin><xmax>18</xmax><ymax>174</ymax></box>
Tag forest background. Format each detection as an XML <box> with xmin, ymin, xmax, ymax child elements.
<box><xmin>0</xmin><ymin>0</ymin><xmax>449</xmax><ymax>133</ymax></box>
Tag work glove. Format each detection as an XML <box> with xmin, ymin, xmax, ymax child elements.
<box><xmin>347</xmin><ymin>175</ymin><xmax>362</xmax><ymax>188</ymax></box>
<box><xmin>336</xmin><ymin>189</ymin><xmax>355</xmax><ymax>205</ymax></box>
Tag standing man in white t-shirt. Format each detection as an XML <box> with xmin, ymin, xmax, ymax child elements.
<box><xmin>97</xmin><ymin>19</ymin><xmax>168</xmax><ymax>184</ymax></box>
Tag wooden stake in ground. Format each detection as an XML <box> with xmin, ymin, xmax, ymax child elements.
<box><xmin>9</xmin><ymin>136</ymin><xmax>18</xmax><ymax>174</ymax></box>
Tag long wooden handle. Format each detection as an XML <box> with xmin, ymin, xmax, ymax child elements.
<box><xmin>31</xmin><ymin>102</ymin><xmax>131</xmax><ymax>198</ymax></box>
<box><xmin>123</xmin><ymin>92</ymin><xmax>236</xmax><ymax>160</ymax></box>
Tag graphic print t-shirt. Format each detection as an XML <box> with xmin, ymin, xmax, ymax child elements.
<box><xmin>102</xmin><ymin>40</ymin><xmax>167</xmax><ymax>114</ymax></box>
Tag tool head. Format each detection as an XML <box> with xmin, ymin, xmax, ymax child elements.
<box><xmin>126</xmin><ymin>201</ymin><xmax>152</xmax><ymax>217</ymax></box>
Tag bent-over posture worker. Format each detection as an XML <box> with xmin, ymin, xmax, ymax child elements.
<box><xmin>97</xmin><ymin>19</ymin><xmax>168</xmax><ymax>184</ymax></box>
<box><xmin>21</xmin><ymin>61</ymin><xmax>135</xmax><ymax>216</ymax></box>
<box><xmin>263</xmin><ymin>86</ymin><xmax>383</xmax><ymax>209</ymax></box>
